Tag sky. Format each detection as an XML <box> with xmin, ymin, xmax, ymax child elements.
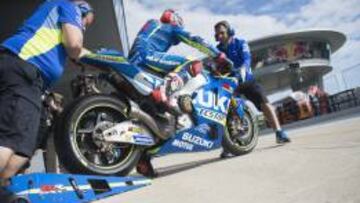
<box><xmin>124</xmin><ymin>0</ymin><xmax>360</xmax><ymax>95</ymax></box>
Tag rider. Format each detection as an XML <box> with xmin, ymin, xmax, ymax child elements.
<box><xmin>129</xmin><ymin>9</ymin><xmax>227</xmax><ymax>108</ymax></box>
<box><xmin>214</xmin><ymin>21</ymin><xmax>291</xmax><ymax>159</ymax></box>
<box><xmin>128</xmin><ymin>9</ymin><xmax>228</xmax><ymax>177</ymax></box>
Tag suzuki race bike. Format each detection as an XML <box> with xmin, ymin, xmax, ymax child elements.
<box><xmin>55</xmin><ymin>49</ymin><xmax>259</xmax><ymax>176</ymax></box>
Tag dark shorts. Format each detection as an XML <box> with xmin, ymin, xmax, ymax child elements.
<box><xmin>0</xmin><ymin>49</ymin><xmax>43</xmax><ymax>158</ymax></box>
<box><xmin>236</xmin><ymin>81</ymin><xmax>269</xmax><ymax>111</ymax></box>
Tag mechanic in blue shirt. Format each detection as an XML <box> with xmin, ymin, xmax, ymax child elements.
<box><xmin>214</xmin><ymin>21</ymin><xmax>290</xmax><ymax>158</ymax></box>
<box><xmin>129</xmin><ymin>9</ymin><xmax>226</xmax><ymax>106</ymax></box>
<box><xmin>0</xmin><ymin>0</ymin><xmax>94</xmax><ymax>190</ymax></box>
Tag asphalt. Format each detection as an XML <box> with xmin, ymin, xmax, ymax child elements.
<box><xmin>98</xmin><ymin>112</ymin><xmax>360</xmax><ymax>203</ymax></box>
<box><xmin>27</xmin><ymin>107</ymin><xmax>360</xmax><ymax>203</ymax></box>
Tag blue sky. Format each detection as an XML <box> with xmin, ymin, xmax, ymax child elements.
<box><xmin>125</xmin><ymin>0</ymin><xmax>360</xmax><ymax>94</ymax></box>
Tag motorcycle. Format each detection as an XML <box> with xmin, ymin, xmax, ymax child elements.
<box><xmin>54</xmin><ymin>49</ymin><xmax>259</xmax><ymax>176</ymax></box>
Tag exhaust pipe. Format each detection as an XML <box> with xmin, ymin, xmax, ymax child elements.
<box><xmin>128</xmin><ymin>100</ymin><xmax>169</xmax><ymax>140</ymax></box>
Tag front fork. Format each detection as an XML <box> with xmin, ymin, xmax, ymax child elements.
<box><xmin>230</xmin><ymin>97</ymin><xmax>245</xmax><ymax>119</ymax></box>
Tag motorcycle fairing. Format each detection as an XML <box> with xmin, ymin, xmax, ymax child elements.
<box><xmin>101</xmin><ymin>121</ymin><xmax>155</xmax><ymax>146</ymax></box>
<box><xmin>155</xmin><ymin>123</ymin><xmax>222</xmax><ymax>155</ymax></box>
<box><xmin>81</xmin><ymin>51</ymin><xmax>164</xmax><ymax>95</ymax></box>
<box><xmin>154</xmin><ymin>75</ymin><xmax>239</xmax><ymax>155</ymax></box>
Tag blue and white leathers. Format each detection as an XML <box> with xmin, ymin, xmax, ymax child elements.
<box><xmin>129</xmin><ymin>19</ymin><xmax>220</xmax><ymax>75</ymax></box>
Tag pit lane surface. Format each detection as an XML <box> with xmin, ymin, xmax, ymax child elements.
<box><xmin>98</xmin><ymin>114</ymin><xmax>360</xmax><ymax>203</ymax></box>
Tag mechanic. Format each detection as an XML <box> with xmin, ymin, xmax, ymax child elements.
<box><xmin>214</xmin><ymin>20</ymin><xmax>291</xmax><ymax>158</ymax></box>
<box><xmin>0</xmin><ymin>0</ymin><xmax>94</xmax><ymax>199</ymax></box>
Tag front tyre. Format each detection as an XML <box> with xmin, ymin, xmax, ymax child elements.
<box><xmin>55</xmin><ymin>95</ymin><xmax>142</xmax><ymax>176</ymax></box>
<box><xmin>222</xmin><ymin>108</ymin><xmax>259</xmax><ymax>156</ymax></box>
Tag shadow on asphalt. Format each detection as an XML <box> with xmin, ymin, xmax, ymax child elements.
<box><xmin>154</xmin><ymin>144</ymin><xmax>289</xmax><ymax>178</ymax></box>
<box><xmin>155</xmin><ymin>156</ymin><xmax>237</xmax><ymax>179</ymax></box>
<box><xmin>255</xmin><ymin>144</ymin><xmax>286</xmax><ymax>152</ymax></box>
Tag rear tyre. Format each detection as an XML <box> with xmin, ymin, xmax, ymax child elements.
<box><xmin>55</xmin><ymin>94</ymin><xmax>143</xmax><ymax>176</ymax></box>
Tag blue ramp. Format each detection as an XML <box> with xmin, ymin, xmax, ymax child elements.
<box><xmin>6</xmin><ymin>173</ymin><xmax>151</xmax><ymax>203</ymax></box>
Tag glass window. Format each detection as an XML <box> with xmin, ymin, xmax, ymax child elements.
<box><xmin>251</xmin><ymin>41</ymin><xmax>331</xmax><ymax>70</ymax></box>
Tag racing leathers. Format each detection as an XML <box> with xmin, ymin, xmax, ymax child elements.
<box><xmin>129</xmin><ymin>19</ymin><xmax>222</xmax><ymax>104</ymax></box>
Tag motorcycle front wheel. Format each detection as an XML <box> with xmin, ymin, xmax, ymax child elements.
<box><xmin>222</xmin><ymin>108</ymin><xmax>259</xmax><ymax>156</ymax></box>
<box><xmin>55</xmin><ymin>94</ymin><xmax>142</xmax><ymax>176</ymax></box>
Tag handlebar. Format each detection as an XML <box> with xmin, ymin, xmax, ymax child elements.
<box><xmin>204</xmin><ymin>56</ymin><xmax>233</xmax><ymax>77</ymax></box>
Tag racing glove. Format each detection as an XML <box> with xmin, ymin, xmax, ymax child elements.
<box><xmin>215</xmin><ymin>52</ymin><xmax>233</xmax><ymax>75</ymax></box>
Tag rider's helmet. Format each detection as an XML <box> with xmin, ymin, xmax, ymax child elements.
<box><xmin>160</xmin><ymin>9</ymin><xmax>184</xmax><ymax>27</ymax></box>
<box><xmin>73</xmin><ymin>0</ymin><xmax>94</xmax><ymax>18</ymax></box>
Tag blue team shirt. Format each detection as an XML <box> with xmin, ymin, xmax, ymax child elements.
<box><xmin>217</xmin><ymin>37</ymin><xmax>254</xmax><ymax>83</ymax></box>
<box><xmin>1</xmin><ymin>0</ymin><xmax>83</xmax><ymax>87</ymax></box>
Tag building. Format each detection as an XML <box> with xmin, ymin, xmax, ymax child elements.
<box><xmin>248</xmin><ymin>30</ymin><xmax>346</xmax><ymax>95</ymax></box>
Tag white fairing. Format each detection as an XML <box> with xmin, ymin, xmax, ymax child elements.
<box><xmin>176</xmin><ymin>114</ymin><xmax>194</xmax><ymax>131</ymax></box>
<box><xmin>101</xmin><ymin>121</ymin><xmax>155</xmax><ymax>146</ymax></box>
<box><xmin>125</xmin><ymin>72</ymin><xmax>164</xmax><ymax>95</ymax></box>
<box><xmin>172</xmin><ymin>74</ymin><xmax>208</xmax><ymax>97</ymax></box>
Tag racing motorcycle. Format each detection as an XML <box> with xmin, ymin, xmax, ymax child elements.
<box><xmin>54</xmin><ymin>49</ymin><xmax>259</xmax><ymax>176</ymax></box>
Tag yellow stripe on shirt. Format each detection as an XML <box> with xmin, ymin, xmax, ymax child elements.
<box><xmin>19</xmin><ymin>27</ymin><xmax>62</xmax><ymax>60</ymax></box>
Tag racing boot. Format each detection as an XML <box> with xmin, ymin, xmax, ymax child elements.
<box><xmin>276</xmin><ymin>130</ymin><xmax>291</xmax><ymax>144</ymax></box>
<box><xmin>136</xmin><ymin>154</ymin><xmax>158</xmax><ymax>178</ymax></box>
<box><xmin>220</xmin><ymin>149</ymin><xmax>233</xmax><ymax>159</ymax></box>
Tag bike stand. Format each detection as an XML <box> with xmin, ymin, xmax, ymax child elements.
<box><xmin>6</xmin><ymin>173</ymin><xmax>151</xmax><ymax>203</ymax></box>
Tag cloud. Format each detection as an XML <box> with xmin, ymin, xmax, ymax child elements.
<box><xmin>124</xmin><ymin>0</ymin><xmax>360</xmax><ymax>91</ymax></box>
<box><xmin>124</xmin><ymin>0</ymin><xmax>288</xmax><ymax>56</ymax></box>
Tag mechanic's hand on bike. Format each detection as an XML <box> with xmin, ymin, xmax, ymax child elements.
<box><xmin>214</xmin><ymin>52</ymin><xmax>233</xmax><ymax>75</ymax></box>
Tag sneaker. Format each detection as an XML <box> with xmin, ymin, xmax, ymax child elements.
<box><xmin>220</xmin><ymin>150</ymin><xmax>233</xmax><ymax>159</ymax></box>
<box><xmin>136</xmin><ymin>155</ymin><xmax>158</xmax><ymax>178</ymax></box>
<box><xmin>276</xmin><ymin>130</ymin><xmax>291</xmax><ymax>144</ymax></box>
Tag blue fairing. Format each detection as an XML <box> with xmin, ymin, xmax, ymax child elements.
<box><xmin>80</xmin><ymin>49</ymin><xmax>164</xmax><ymax>94</ymax></box>
<box><xmin>157</xmin><ymin>124</ymin><xmax>223</xmax><ymax>155</ymax></box>
<box><xmin>156</xmin><ymin>73</ymin><xmax>239</xmax><ymax>155</ymax></box>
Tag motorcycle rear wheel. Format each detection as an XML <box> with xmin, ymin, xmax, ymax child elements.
<box><xmin>55</xmin><ymin>94</ymin><xmax>142</xmax><ymax>176</ymax></box>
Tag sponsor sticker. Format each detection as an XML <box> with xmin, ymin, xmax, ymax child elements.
<box><xmin>199</xmin><ymin>108</ymin><xmax>226</xmax><ymax>125</ymax></box>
